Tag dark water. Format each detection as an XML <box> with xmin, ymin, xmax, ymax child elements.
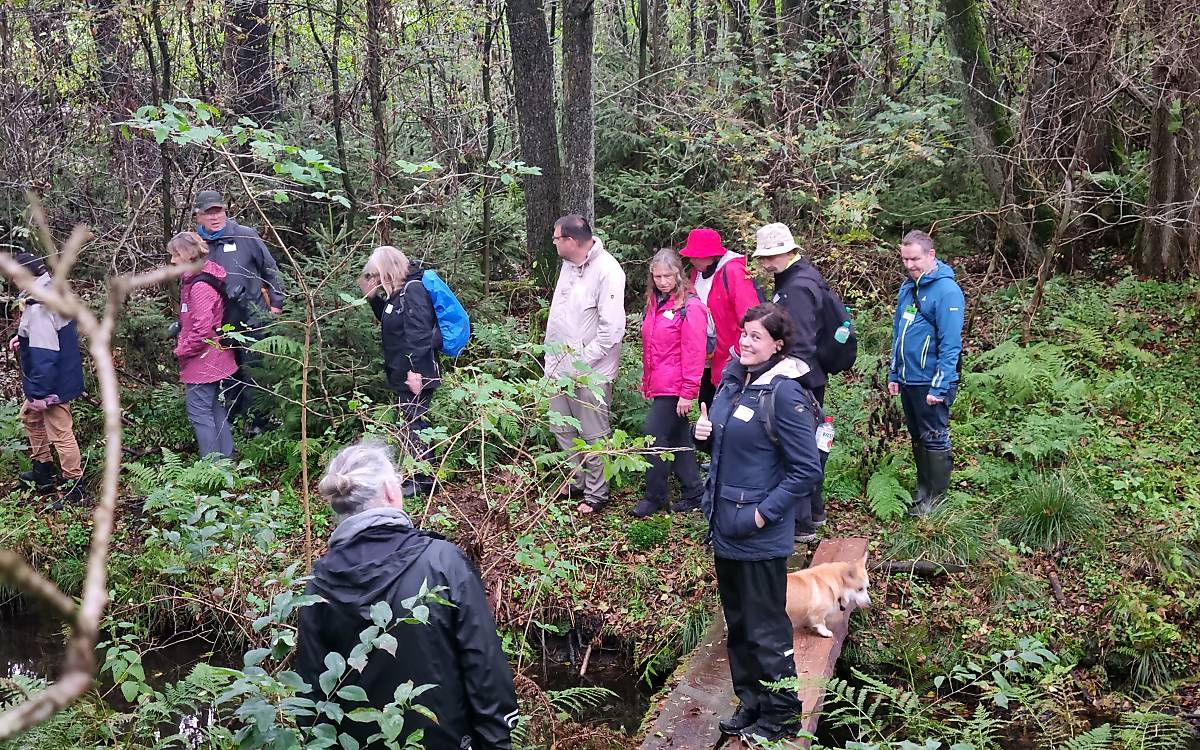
<box><xmin>0</xmin><ymin>607</ymin><xmax>652</xmax><ymax>740</ymax></box>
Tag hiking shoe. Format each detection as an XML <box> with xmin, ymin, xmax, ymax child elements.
<box><xmin>739</xmin><ymin>718</ymin><xmax>800</xmax><ymax>744</ymax></box>
<box><xmin>811</xmin><ymin>513</ymin><xmax>827</xmax><ymax>527</ymax></box>
<box><xmin>794</xmin><ymin>528</ymin><xmax>819</xmax><ymax>544</ymax></box>
<box><xmin>630</xmin><ymin>498</ymin><xmax>664</xmax><ymax>518</ymax></box>
<box><xmin>670</xmin><ymin>495</ymin><xmax>702</xmax><ymax>513</ymax></box>
<box><xmin>718</xmin><ymin>705</ymin><xmax>759</xmax><ymax>735</ymax></box>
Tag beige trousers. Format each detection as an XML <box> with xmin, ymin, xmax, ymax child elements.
<box><xmin>21</xmin><ymin>402</ymin><xmax>83</xmax><ymax>479</ymax></box>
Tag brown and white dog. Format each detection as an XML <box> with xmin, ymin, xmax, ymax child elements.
<box><xmin>785</xmin><ymin>559</ymin><xmax>871</xmax><ymax>637</ymax></box>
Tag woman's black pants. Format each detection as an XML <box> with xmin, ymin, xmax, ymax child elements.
<box><xmin>714</xmin><ymin>556</ymin><xmax>802</xmax><ymax>723</ymax></box>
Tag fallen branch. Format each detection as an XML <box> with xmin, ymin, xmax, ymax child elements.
<box><xmin>1047</xmin><ymin>569</ymin><xmax>1065</xmax><ymax>605</ymax></box>
<box><xmin>872</xmin><ymin>560</ymin><xmax>967</xmax><ymax>576</ymax></box>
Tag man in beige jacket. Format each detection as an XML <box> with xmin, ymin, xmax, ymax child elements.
<box><xmin>544</xmin><ymin>214</ymin><xmax>627</xmax><ymax>514</ymax></box>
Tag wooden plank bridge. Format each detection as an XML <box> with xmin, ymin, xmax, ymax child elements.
<box><xmin>638</xmin><ymin>538</ymin><xmax>870</xmax><ymax>750</ymax></box>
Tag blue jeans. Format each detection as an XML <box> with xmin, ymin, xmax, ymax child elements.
<box><xmin>899</xmin><ymin>384</ymin><xmax>957</xmax><ymax>452</ymax></box>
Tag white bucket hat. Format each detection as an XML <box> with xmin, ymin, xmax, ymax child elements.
<box><xmin>753</xmin><ymin>223</ymin><xmax>801</xmax><ymax>257</ymax></box>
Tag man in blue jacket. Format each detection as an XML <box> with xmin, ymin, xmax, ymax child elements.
<box><xmin>887</xmin><ymin>230</ymin><xmax>964</xmax><ymax>516</ymax></box>
<box><xmin>12</xmin><ymin>253</ymin><xmax>86</xmax><ymax>506</ymax></box>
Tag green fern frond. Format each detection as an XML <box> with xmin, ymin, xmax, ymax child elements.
<box><xmin>866</xmin><ymin>457</ymin><xmax>911</xmax><ymax>521</ymax></box>
<box><xmin>544</xmin><ymin>685</ymin><xmax>618</xmax><ymax>717</ymax></box>
<box><xmin>1059</xmin><ymin>723</ymin><xmax>1113</xmax><ymax>750</ymax></box>
<box><xmin>1115</xmin><ymin>711</ymin><xmax>1191</xmax><ymax>750</ymax></box>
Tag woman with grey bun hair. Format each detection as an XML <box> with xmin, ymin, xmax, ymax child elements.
<box><xmin>298</xmin><ymin>440</ymin><xmax>519</xmax><ymax>750</ymax></box>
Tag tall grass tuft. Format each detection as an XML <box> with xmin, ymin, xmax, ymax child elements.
<box><xmin>1000</xmin><ymin>470</ymin><xmax>1105</xmax><ymax>551</ymax></box>
<box><xmin>886</xmin><ymin>492</ymin><xmax>990</xmax><ymax>566</ymax></box>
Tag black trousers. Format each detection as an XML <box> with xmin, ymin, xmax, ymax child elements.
<box><xmin>226</xmin><ymin>345</ymin><xmax>263</xmax><ymax>425</ymax></box>
<box><xmin>642</xmin><ymin>396</ymin><xmax>704</xmax><ymax>505</ymax></box>
<box><xmin>398</xmin><ymin>389</ymin><xmax>435</xmax><ymax>478</ymax></box>
<box><xmin>714</xmin><ymin>556</ymin><xmax>802</xmax><ymax>723</ymax></box>
<box><xmin>802</xmin><ymin>385</ymin><xmax>828</xmax><ymax>529</ymax></box>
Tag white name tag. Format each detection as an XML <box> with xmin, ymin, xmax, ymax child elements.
<box><xmin>902</xmin><ymin>311</ymin><xmax>916</xmax><ymax>322</ymax></box>
<box><xmin>733</xmin><ymin>405</ymin><xmax>754</xmax><ymax>422</ymax></box>
<box><xmin>223</xmin><ymin>243</ymin><xmax>237</xmax><ymax>253</ymax></box>
<box><xmin>180</xmin><ymin>303</ymin><xmax>188</xmax><ymax>313</ymax></box>
<box><xmin>662</xmin><ymin>309</ymin><xmax>675</xmax><ymax>320</ymax></box>
<box><xmin>384</xmin><ymin>303</ymin><xmax>394</xmax><ymax>314</ymax></box>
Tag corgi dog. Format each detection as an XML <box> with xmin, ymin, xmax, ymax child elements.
<box><xmin>785</xmin><ymin>559</ymin><xmax>871</xmax><ymax>637</ymax></box>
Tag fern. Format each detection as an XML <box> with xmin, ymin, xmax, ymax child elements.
<box><xmin>1059</xmin><ymin>723</ymin><xmax>1113</xmax><ymax>750</ymax></box>
<box><xmin>1115</xmin><ymin>711</ymin><xmax>1192</xmax><ymax>750</ymax></box>
<box><xmin>866</xmin><ymin>456</ymin><xmax>911</xmax><ymax>521</ymax></box>
<box><xmin>545</xmin><ymin>685</ymin><xmax>618</xmax><ymax>717</ymax></box>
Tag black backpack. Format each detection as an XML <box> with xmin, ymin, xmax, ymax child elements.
<box><xmin>796</xmin><ymin>276</ymin><xmax>857</xmax><ymax>375</ymax></box>
<box><xmin>189</xmin><ymin>272</ymin><xmax>250</xmax><ymax>345</ymax></box>
<box><xmin>756</xmin><ymin>379</ymin><xmax>825</xmax><ymax>445</ymax></box>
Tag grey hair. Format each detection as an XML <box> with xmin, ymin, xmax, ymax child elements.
<box><xmin>901</xmin><ymin>230</ymin><xmax>935</xmax><ymax>253</ymax></box>
<box><xmin>317</xmin><ymin>441</ymin><xmax>401</xmax><ymax>520</ymax></box>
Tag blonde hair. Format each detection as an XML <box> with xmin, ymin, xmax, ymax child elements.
<box><xmin>645</xmin><ymin>247</ymin><xmax>690</xmax><ymax>311</ymax></box>
<box><xmin>364</xmin><ymin>246</ymin><xmax>411</xmax><ymax>297</ymax></box>
<box><xmin>167</xmin><ymin>231</ymin><xmax>209</xmax><ymax>264</ymax></box>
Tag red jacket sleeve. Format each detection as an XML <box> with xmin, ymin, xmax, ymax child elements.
<box><xmin>175</xmin><ymin>282</ymin><xmax>224</xmax><ymax>359</ymax></box>
<box><xmin>679</xmin><ymin>297</ymin><xmax>708</xmax><ymax>400</ymax></box>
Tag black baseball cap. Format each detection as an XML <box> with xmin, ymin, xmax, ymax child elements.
<box><xmin>193</xmin><ymin>190</ymin><xmax>226</xmax><ymax>212</ymax></box>
<box><xmin>15</xmin><ymin>252</ymin><xmax>48</xmax><ymax>276</ymax></box>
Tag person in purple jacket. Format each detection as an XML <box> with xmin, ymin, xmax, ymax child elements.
<box><xmin>635</xmin><ymin>248</ymin><xmax>708</xmax><ymax>517</ymax></box>
<box><xmin>168</xmin><ymin>231</ymin><xmax>238</xmax><ymax>460</ymax></box>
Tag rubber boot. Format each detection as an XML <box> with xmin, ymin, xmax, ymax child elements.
<box><xmin>62</xmin><ymin>479</ymin><xmax>86</xmax><ymax>505</ymax></box>
<box><xmin>923</xmin><ymin>449</ymin><xmax>953</xmax><ymax>513</ymax></box>
<box><xmin>906</xmin><ymin>444</ymin><xmax>929</xmax><ymax>517</ymax></box>
<box><xmin>20</xmin><ymin>460</ymin><xmax>59</xmax><ymax>492</ymax></box>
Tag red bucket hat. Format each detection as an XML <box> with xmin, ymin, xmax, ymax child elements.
<box><xmin>679</xmin><ymin>228</ymin><xmax>728</xmax><ymax>258</ymax></box>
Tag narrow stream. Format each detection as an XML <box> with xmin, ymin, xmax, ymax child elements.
<box><xmin>0</xmin><ymin>605</ymin><xmax>652</xmax><ymax>742</ymax></box>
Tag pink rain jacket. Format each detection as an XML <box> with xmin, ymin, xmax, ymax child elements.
<box><xmin>641</xmin><ymin>294</ymin><xmax>707</xmax><ymax>400</ymax></box>
<box><xmin>175</xmin><ymin>260</ymin><xmax>238</xmax><ymax>385</ymax></box>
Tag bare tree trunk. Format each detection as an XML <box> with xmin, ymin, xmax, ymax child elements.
<box><xmin>1138</xmin><ymin>65</ymin><xmax>1200</xmax><ymax>277</ymax></box>
<box><xmin>88</xmin><ymin>0</ymin><xmax>136</xmax><ymax>111</ymax></box>
<box><xmin>481</xmin><ymin>0</ymin><xmax>498</xmax><ymax>292</ymax></box>
<box><xmin>151</xmin><ymin>0</ymin><xmax>173</xmax><ymax>242</ymax></box>
<box><xmin>226</xmin><ymin>0</ymin><xmax>277</xmax><ymax>123</ymax></box>
<box><xmin>366</xmin><ymin>0</ymin><xmax>390</xmax><ymax>228</ymax></box>
<box><xmin>562</xmin><ymin>0</ymin><xmax>595</xmax><ymax>221</ymax></box>
<box><xmin>506</xmin><ymin>0</ymin><xmax>563</xmax><ymax>282</ymax></box>
<box><xmin>941</xmin><ymin>0</ymin><xmax>1043</xmax><ymax>260</ymax></box>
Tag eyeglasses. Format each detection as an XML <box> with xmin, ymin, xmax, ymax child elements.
<box><xmin>552</xmin><ymin>234</ymin><xmax>567</xmax><ymax>242</ymax></box>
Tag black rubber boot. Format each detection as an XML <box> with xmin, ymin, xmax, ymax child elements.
<box><xmin>739</xmin><ymin>716</ymin><xmax>801</xmax><ymax>744</ymax></box>
<box><xmin>669</xmin><ymin>494</ymin><xmax>702</xmax><ymax>513</ymax></box>
<box><xmin>923</xmin><ymin>449</ymin><xmax>953</xmax><ymax>513</ymax></box>
<box><xmin>906</xmin><ymin>444</ymin><xmax>930</xmax><ymax>517</ymax></box>
<box><xmin>20</xmin><ymin>460</ymin><xmax>58</xmax><ymax>491</ymax></box>
<box><xmin>62</xmin><ymin>479</ymin><xmax>86</xmax><ymax>505</ymax></box>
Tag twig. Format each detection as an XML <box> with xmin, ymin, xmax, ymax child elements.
<box><xmin>0</xmin><ymin>551</ymin><xmax>76</xmax><ymax>623</ymax></box>
<box><xmin>1047</xmin><ymin>569</ymin><xmax>1065</xmax><ymax>605</ymax></box>
<box><xmin>872</xmin><ymin>560</ymin><xmax>967</xmax><ymax>576</ymax></box>
<box><xmin>578</xmin><ymin>642</ymin><xmax>594</xmax><ymax>677</ymax></box>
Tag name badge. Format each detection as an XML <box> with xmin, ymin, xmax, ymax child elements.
<box><xmin>662</xmin><ymin>309</ymin><xmax>675</xmax><ymax>320</ymax></box>
<box><xmin>733</xmin><ymin>405</ymin><xmax>754</xmax><ymax>422</ymax></box>
<box><xmin>902</xmin><ymin>304</ymin><xmax>917</xmax><ymax>322</ymax></box>
<box><xmin>223</xmin><ymin>243</ymin><xmax>237</xmax><ymax>253</ymax></box>
<box><xmin>180</xmin><ymin>303</ymin><xmax>188</xmax><ymax>313</ymax></box>
<box><xmin>384</xmin><ymin>303</ymin><xmax>394</xmax><ymax>314</ymax></box>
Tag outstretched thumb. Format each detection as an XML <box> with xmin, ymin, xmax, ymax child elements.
<box><xmin>699</xmin><ymin>403</ymin><xmax>708</xmax><ymax>419</ymax></box>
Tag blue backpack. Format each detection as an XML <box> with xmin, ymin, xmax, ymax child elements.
<box><xmin>421</xmin><ymin>269</ymin><xmax>470</xmax><ymax>356</ymax></box>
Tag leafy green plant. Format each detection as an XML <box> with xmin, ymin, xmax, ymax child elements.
<box><xmin>865</xmin><ymin>454</ymin><xmax>912</xmax><ymax>521</ymax></box>
<box><xmin>999</xmin><ymin>470</ymin><xmax>1106</xmax><ymax>551</ymax></box>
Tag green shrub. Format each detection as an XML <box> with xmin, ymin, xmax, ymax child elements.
<box><xmin>999</xmin><ymin>470</ymin><xmax>1105</xmax><ymax>551</ymax></box>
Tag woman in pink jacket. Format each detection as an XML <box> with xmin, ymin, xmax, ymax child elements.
<box><xmin>634</xmin><ymin>248</ymin><xmax>709</xmax><ymax>517</ymax></box>
<box><xmin>169</xmin><ymin>231</ymin><xmax>238</xmax><ymax>459</ymax></box>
